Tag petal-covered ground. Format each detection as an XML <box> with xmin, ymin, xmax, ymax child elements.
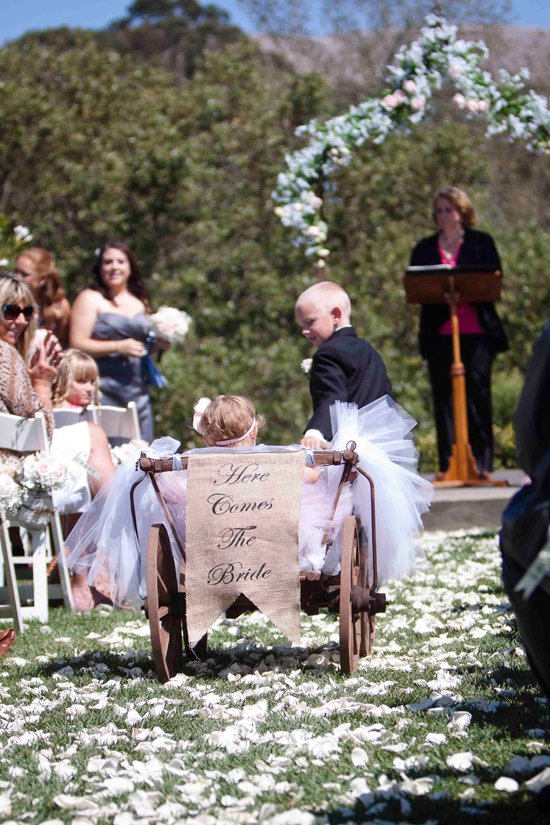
<box><xmin>0</xmin><ymin>530</ymin><xmax>549</xmax><ymax>824</ymax></box>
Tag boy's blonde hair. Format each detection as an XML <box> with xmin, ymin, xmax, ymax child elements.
<box><xmin>295</xmin><ymin>281</ymin><xmax>352</xmax><ymax>319</ymax></box>
<box><xmin>0</xmin><ymin>272</ymin><xmax>36</xmax><ymax>363</ymax></box>
<box><xmin>52</xmin><ymin>348</ymin><xmax>99</xmax><ymax>407</ymax></box>
<box><xmin>201</xmin><ymin>395</ymin><xmax>265</xmax><ymax>446</ymax></box>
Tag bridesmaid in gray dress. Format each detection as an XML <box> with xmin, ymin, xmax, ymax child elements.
<box><xmin>70</xmin><ymin>242</ymin><xmax>168</xmax><ymax>442</ymax></box>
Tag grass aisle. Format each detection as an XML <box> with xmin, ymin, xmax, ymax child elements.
<box><xmin>0</xmin><ymin>530</ymin><xmax>549</xmax><ymax>825</ymax></box>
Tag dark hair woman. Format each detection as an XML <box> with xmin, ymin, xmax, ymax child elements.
<box><xmin>410</xmin><ymin>187</ymin><xmax>508</xmax><ymax>478</ymax></box>
<box><xmin>69</xmin><ymin>242</ymin><xmax>167</xmax><ymax>442</ymax></box>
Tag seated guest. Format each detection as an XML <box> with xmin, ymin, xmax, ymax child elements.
<box><xmin>0</xmin><ymin>272</ymin><xmax>115</xmax><ymax>611</ymax></box>
<box><xmin>295</xmin><ymin>281</ymin><xmax>393</xmax><ymax>448</ymax></box>
<box><xmin>52</xmin><ymin>349</ymin><xmax>99</xmax><ymax>410</ymax></box>
<box><xmin>15</xmin><ymin>248</ymin><xmax>71</xmax><ymax>349</ymax></box>
<box><xmin>501</xmin><ymin>321</ymin><xmax>550</xmax><ymax>699</ymax></box>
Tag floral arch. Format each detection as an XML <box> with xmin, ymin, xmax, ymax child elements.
<box><xmin>274</xmin><ymin>13</ymin><xmax>550</xmax><ymax>267</ymax></box>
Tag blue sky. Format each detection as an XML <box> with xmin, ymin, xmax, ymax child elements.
<box><xmin>2</xmin><ymin>0</ymin><xmax>550</xmax><ymax>45</ymax></box>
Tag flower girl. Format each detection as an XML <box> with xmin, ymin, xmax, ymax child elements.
<box><xmin>67</xmin><ymin>394</ymin><xmax>433</xmax><ymax>604</ymax></box>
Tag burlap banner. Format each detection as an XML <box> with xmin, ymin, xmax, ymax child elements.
<box><xmin>185</xmin><ymin>450</ymin><xmax>305</xmax><ymax>647</ymax></box>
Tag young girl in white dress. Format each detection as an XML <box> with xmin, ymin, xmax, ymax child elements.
<box><xmin>66</xmin><ymin>394</ymin><xmax>433</xmax><ymax>605</ymax></box>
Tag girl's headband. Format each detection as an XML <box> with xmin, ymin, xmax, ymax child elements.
<box><xmin>193</xmin><ymin>397</ymin><xmax>256</xmax><ymax>446</ymax></box>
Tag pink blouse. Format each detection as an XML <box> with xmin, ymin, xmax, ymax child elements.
<box><xmin>438</xmin><ymin>240</ymin><xmax>483</xmax><ymax>335</ymax></box>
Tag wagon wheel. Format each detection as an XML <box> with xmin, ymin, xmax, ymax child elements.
<box><xmin>358</xmin><ymin>527</ymin><xmax>373</xmax><ymax>657</ymax></box>
<box><xmin>147</xmin><ymin>523</ymin><xmax>183</xmax><ymax>683</ymax></box>
<box><xmin>339</xmin><ymin>515</ymin><xmax>361</xmax><ymax>674</ymax></box>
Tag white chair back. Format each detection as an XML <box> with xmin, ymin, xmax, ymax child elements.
<box><xmin>53</xmin><ymin>407</ymin><xmax>97</xmax><ymax>429</ymax></box>
<box><xmin>94</xmin><ymin>402</ymin><xmax>141</xmax><ymax>444</ymax></box>
<box><xmin>0</xmin><ymin>411</ymin><xmax>74</xmax><ymax>627</ymax></box>
<box><xmin>0</xmin><ymin>411</ymin><xmax>49</xmax><ymax>452</ymax></box>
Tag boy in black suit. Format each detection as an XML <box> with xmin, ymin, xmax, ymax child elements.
<box><xmin>295</xmin><ymin>282</ymin><xmax>392</xmax><ymax>448</ymax></box>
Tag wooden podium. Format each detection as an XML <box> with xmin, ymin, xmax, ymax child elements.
<box><xmin>404</xmin><ymin>266</ymin><xmax>506</xmax><ymax>487</ymax></box>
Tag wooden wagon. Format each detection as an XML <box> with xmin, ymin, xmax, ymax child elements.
<box><xmin>138</xmin><ymin>444</ymin><xmax>386</xmax><ymax>682</ymax></box>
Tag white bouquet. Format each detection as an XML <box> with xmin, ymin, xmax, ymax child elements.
<box><xmin>20</xmin><ymin>451</ymin><xmax>68</xmax><ymax>493</ymax></box>
<box><xmin>301</xmin><ymin>358</ymin><xmax>313</xmax><ymax>374</ymax></box>
<box><xmin>0</xmin><ymin>473</ymin><xmax>24</xmax><ymax>515</ymax></box>
<box><xmin>110</xmin><ymin>439</ymin><xmax>148</xmax><ymax>467</ymax></box>
<box><xmin>150</xmin><ymin>306</ymin><xmax>191</xmax><ymax>344</ymax></box>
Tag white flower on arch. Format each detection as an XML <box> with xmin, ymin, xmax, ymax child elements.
<box><xmin>274</xmin><ymin>13</ymin><xmax>550</xmax><ymax>263</ymax></box>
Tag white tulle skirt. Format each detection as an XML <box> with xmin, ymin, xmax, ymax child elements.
<box><xmin>326</xmin><ymin>398</ymin><xmax>433</xmax><ymax>582</ymax></box>
<box><xmin>66</xmin><ymin>398</ymin><xmax>433</xmax><ymax>603</ymax></box>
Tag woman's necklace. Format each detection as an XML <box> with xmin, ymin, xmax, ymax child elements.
<box><xmin>439</xmin><ymin>230</ymin><xmax>464</xmax><ymax>261</ymax></box>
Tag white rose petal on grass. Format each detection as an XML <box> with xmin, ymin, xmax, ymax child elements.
<box><xmin>350</xmin><ymin>747</ymin><xmax>369</xmax><ymax>767</ymax></box>
<box><xmin>393</xmin><ymin>754</ymin><xmax>429</xmax><ymax>771</ymax></box>
<box><xmin>494</xmin><ymin>776</ymin><xmax>519</xmax><ymax>792</ymax></box>
<box><xmin>266</xmin><ymin>810</ymin><xmax>324</xmax><ymax>825</ymax></box>
<box><xmin>426</xmin><ymin>733</ymin><xmax>447</xmax><ymax>746</ymax></box>
<box><xmin>446</xmin><ymin>751</ymin><xmax>474</xmax><ymax>772</ymax></box>
<box><xmin>53</xmin><ymin>760</ymin><xmax>77</xmax><ymax>781</ymax></box>
<box><xmin>67</xmin><ymin>704</ymin><xmax>86</xmax><ymax>719</ymax></box>
<box><xmin>0</xmin><ymin>793</ymin><xmax>11</xmax><ymax>816</ymax></box>
<box><xmin>304</xmin><ymin>734</ymin><xmax>340</xmax><ymax>757</ymax></box>
<box><xmin>526</xmin><ymin>768</ymin><xmax>550</xmax><ymax>792</ymax></box>
<box><xmin>101</xmin><ymin>777</ymin><xmax>135</xmax><ymax>795</ymax></box>
<box><xmin>448</xmin><ymin>711</ymin><xmax>472</xmax><ymax>731</ymax></box>
<box><xmin>53</xmin><ymin>796</ymin><xmax>100</xmax><ymax>812</ymax></box>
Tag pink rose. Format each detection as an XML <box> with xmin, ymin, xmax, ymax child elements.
<box><xmin>411</xmin><ymin>95</ymin><xmax>426</xmax><ymax>112</ymax></box>
<box><xmin>381</xmin><ymin>94</ymin><xmax>398</xmax><ymax>110</ymax></box>
<box><xmin>403</xmin><ymin>79</ymin><xmax>417</xmax><ymax>94</ymax></box>
<box><xmin>453</xmin><ymin>93</ymin><xmax>466</xmax><ymax>109</ymax></box>
<box><xmin>466</xmin><ymin>98</ymin><xmax>479</xmax><ymax>113</ymax></box>
<box><xmin>477</xmin><ymin>99</ymin><xmax>489</xmax><ymax>113</ymax></box>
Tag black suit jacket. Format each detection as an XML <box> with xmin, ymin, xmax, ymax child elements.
<box><xmin>410</xmin><ymin>228</ymin><xmax>508</xmax><ymax>359</ymax></box>
<box><xmin>306</xmin><ymin>327</ymin><xmax>393</xmax><ymax>439</ymax></box>
<box><xmin>514</xmin><ymin>321</ymin><xmax>550</xmax><ymax>479</ymax></box>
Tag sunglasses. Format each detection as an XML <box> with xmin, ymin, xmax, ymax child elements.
<box><xmin>2</xmin><ymin>304</ymin><xmax>34</xmax><ymax>321</ymax></box>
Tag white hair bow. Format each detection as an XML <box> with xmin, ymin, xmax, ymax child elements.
<box><xmin>192</xmin><ymin>397</ymin><xmax>212</xmax><ymax>435</ymax></box>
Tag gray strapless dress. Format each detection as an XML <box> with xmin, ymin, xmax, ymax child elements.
<box><xmin>92</xmin><ymin>312</ymin><xmax>154</xmax><ymax>442</ymax></box>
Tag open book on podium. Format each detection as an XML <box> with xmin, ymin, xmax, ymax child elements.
<box><xmin>403</xmin><ymin>265</ymin><xmax>505</xmax><ymax>487</ymax></box>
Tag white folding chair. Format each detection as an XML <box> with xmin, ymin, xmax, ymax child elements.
<box><xmin>94</xmin><ymin>402</ymin><xmax>141</xmax><ymax>446</ymax></box>
<box><xmin>0</xmin><ymin>412</ymin><xmax>74</xmax><ymax>630</ymax></box>
<box><xmin>53</xmin><ymin>407</ymin><xmax>97</xmax><ymax>429</ymax></box>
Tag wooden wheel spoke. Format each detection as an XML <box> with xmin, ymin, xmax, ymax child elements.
<box><xmin>147</xmin><ymin>524</ymin><xmax>183</xmax><ymax>683</ymax></box>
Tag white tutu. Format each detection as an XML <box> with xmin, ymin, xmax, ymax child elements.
<box><xmin>326</xmin><ymin>397</ymin><xmax>434</xmax><ymax>583</ymax></box>
<box><xmin>66</xmin><ymin>437</ymin><xmax>187</xmax><ymax>605</ymax></box>
<box><xmin>67</xmin><ymin>399</ymin><xmax>433</xmax><ymax>602</ymax></box>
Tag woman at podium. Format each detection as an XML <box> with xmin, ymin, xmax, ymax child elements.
<box><xmin>410</xmin><ymin>187</ymin><xmax>508</xmax><ymax>477</ymax></box>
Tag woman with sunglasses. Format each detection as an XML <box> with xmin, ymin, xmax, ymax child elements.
<box><xmin>0</xmin><ymin>273</ymin><xmax>115</xmax><ymax>611</ymax></box>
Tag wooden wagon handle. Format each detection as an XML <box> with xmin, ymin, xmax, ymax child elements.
<box><xmin>138</xmin><ymin>448</ymin><xmax>358</xmax><ymax>473</ymax></box>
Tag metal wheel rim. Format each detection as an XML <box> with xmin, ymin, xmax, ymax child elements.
<box><xmin>339</xmin><ymin>515</ymin><xmax>361</xmax><ymax>674</ymax></box>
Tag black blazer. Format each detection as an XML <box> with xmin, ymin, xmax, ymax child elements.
<box><xmin>514</xmin><ymin>321</ymin><xmax>550</xmax><ymax>479</ymax></box>
<box><xmin>306</xmin><ymin>326</ymin><xmax>393</xmax><ymax>439</ymax></box>
<box><xmin>410</xmin><ymin>228</ymin><xmax>508</xmax><ymax>359</ymax></box>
